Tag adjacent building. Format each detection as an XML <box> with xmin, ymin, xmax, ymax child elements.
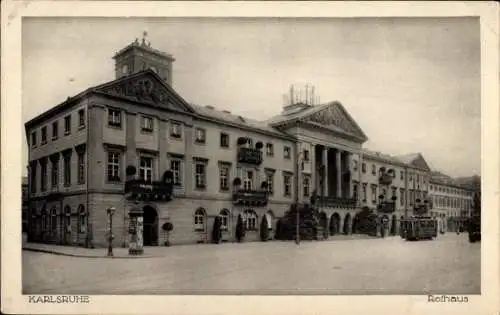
<box><xmin>25</xmin><ymin>37</ymin><xmax>477</xmax><ymax>247</ymax></box>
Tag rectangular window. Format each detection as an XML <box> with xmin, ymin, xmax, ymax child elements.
<box><xmin>108</xmin><ymin>108</ymin><xmax>121</xmax><ymax>127</ymax></box>
<box><xmin>195</xmin><ymin>163</ymin><xmax>206</xmax><ymax>188</ymax></box>
<box><xmin>30</xmin><ymin>163</ymin><xmax>37</xmax><ymax>193</ymax></box>
<box><xmin>139</xmin><ymin>156</ymin><xmax>153</xmax><ymax>183</ymax></box>
<box><xmin>362</xmin><ymin>163</ymin><xmax>366</xmax><ymax>173</ymax></box>
<box><xmin>141</xmin><ymin>116</ymin><xmax>153</xmax><ymax>132</ymax></box>
<box><xmin>77</xmin><ymin>152</ymin><xmax>85</xmax><ymax>184</ymax></box>
<box><xmin>63</xmin><ymin>155</ymin><xmax>71</xmax><ymax>186</ymax></box>
<box><xmin>266</xmin><ymin>143</ymin><xmax>274</xmax><ymax>156</ymax></box>
<box><xmin>284</xmin><ymin>146</ymin><xmax>291</xmax><ymax>159</ymax></box>
<box><xmin>266</xmin><ymin>172</ymin><xmax>274</xmax><ymax>195</ymax></box>
<box><xmin>219</xmin><ymin>165</ymin><xmax>229</xmax><ymax>191</ymax></box>
<box><xmin>400</xmin><ymin>171</ymin><xmax>404</xmax><ymax>181</ymax></box>
<box><xmin>353</xmin><ymin>183</ymin><xmax>359</xmax><ymax>200</ymax></box>
<box><xmin>243</xmin><ymin>170</ymin><xmax>253</xmax><ymax>190</ymax></box>
<box><xmin>107</xmin><ymin>152</ymin><xmax>121</xmax><ymax>182</ymax></box>
<box><xmin>40</xmin><ymin>162</ymin><xmax>47</xmax><ymax>192</ymax></box>
<box><xmin>362</xmin><ymin>183</ymin><xmax>367</xmax><ymax>201</ymax></box>
<box><xmin>51</xmin><ymin>160</ymin><xmax>59</xmax><ymax>188</ymax></box>
<box><xmin>220</xmin><ymin>133</ymin><xmax>229</xmax><ymax>148</ymax></box>
<box><xmin>195</xmin><ymin>128</ymin><xmax>206</xmax><ymax>144</ymax></box>
<box><xmin>170</xmin><ymin>160</ymin><xmax>182</xmax><ymax>186</ymax></box>
<box><xmin>31</xmin><ymin>132</ymin><xmax>37</xmax><ymax>147</ymax></box>
<box><xmin>371</xmin><ymin>185</ymin><xmax>377</xmax><ymax>203</ymax></box>
<box><xmin>283</xmin><ymin>174</ymin><xmax>292</xmax><ymax>197</ymax></box>
<box><xmin>353</xmin><ymin>160</ymin><xmax>358</xmax><ymax>171</ymax></box>
<box><xmin>78</xmin><ymin>109</ymin><xmax>85</xmax><ymax>128</ymax></box>
<box><xmin>303</xmin><ymin>149</ymin><xmax>310</xmax><ymax>161</ymax></box>
<box><xmin>170</xmin><ymin>122</ymin><xmax>181</xmax><ymax>138</ymax></box>
<box><xmin>392</xmin><ymin>187</ymin><xmax>397</xmax><ymax>198</ymax></box>
<box><xmin>400</xmin><ymin>188</ymin><xmax>405</xmax><ymax>206</ymax></box>
<box><xmin>371</xmin><ymin>164</ymin><xmax>376</xmax><ymax>175</ymax></box>
<box><xmin>52</xmin><ymin>121</ymin><xmax>59</xmax><ymax>140</ymax></box>
<box><xmin>41</xmin><ymin>127</ymin><xmax>47</xmax><ymax>144</ymax></box>
<box><xmin>64</xmin><ymin>115</ymin><xmax>71</xmax><ymax>135</ymax></box>
<box><xmin>303</xmin><ymin>176</ymin><xmax>310</xmax><ymax>197</ymax></box>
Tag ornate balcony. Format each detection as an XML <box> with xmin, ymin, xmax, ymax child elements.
<box><xmin>237</xmin><ymin>147</ymin><xmax>263</xmax><ymax>165</ymax></box>
<box><xmin>379</xmin><ymin>173</ymin><xmax>393</xmax><ymax>185</ymax></box>
<box><xmin>377</xmin><ymin>201</ymin><xmax>396</xmax><ymax>213</ymax></box>
<box><xmin>124</xmin><ymin>179</ymin><xmax>173</xmax><ymax>202</ymax></box>
<box><xmin>232</xmin><ymin>189</ymin><xmax>268</xmax><ymax>206</ymax></box>
<box><xmin>316</xmin><ymin>196</ymin><xmax>357</xmax><ymax>208</ymax></box>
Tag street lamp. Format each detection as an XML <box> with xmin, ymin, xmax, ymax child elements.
<box><xmin>295</xmin><ymin>142</ymin><xmax>302</xmax><ymax>245</ymax></box>
<box><xmin>107</xmin><ymin>206</ymin><xmax>116</xmax><ymax>257</ymax></box>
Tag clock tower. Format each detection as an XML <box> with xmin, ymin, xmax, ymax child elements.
<box><xmin>113</xmin><ymin>32</ymin><xmax>175</xmax><ymax>86</ymax></box>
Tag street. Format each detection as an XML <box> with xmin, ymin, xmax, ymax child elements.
<box><xmin>22</xmin><ymin>234</ymin><xmax>480</xmax><ymax>295</ymax></box>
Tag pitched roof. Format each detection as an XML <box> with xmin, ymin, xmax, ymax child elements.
<box><xmin>393</xmin><ymin>153</ymin><xmax>420</xmax><ymax>165</ymax></box>
<box><xmin>190</xmin><ymin>104</ymin><xmax>291</xmax><ymax>138</ymax></box>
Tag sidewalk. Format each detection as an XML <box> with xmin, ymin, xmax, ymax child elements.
<box><xmin>22</xmin><ymin>242</ymin><xmax>163</xmax><ymax>259</ymax></box>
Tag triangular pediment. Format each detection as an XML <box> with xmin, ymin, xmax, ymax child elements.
<box><xmin>94</xmin><ymin>70</ymin><xmax>195</xmax><ymax>113</ymax></box>
<box><xmin>302</xmin><ymin>102</ymin><xmax>368</xmax><ymax>142</ymax></box>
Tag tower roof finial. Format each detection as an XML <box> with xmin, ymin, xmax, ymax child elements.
<box><xmin>142</xmin><ymin>30</ymin><xmax>148</xmax><ymax>46</ymax></box>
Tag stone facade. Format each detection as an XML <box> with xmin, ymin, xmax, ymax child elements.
<box><xmin>25</xmin><ymin>38</ymin><xmax>477</xmax><ymax>248</ymax></box>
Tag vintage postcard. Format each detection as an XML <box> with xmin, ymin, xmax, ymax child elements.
<box><xmin>1</xmin><ymin>1</ymin><xmax>499</xmax><ymax>315</ymax></box>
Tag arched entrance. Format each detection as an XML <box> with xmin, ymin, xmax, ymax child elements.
<box><xmin>390</xmin><ymin>215</ymin><xmax>397</xmax><ymax>236</ymax></box>
<box><xmin>143</xmin><ymin>206</ymin><xmax>159</xmax><ymax>246</ymax></box>
<box><xmin>329</xmin><ymin>213</ymin><xmax>341</xmax><ymax>236</ymax></box>
<box><xmin>343</xmin><ymin>213</ymin><xmax>351</xmax><ymax>235</ymax></box>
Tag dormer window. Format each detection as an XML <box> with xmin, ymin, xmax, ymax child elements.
<box><xmin>122</xmin><ymin>64</ymin><xmax>129</xmax><ymax>74</ymax></box>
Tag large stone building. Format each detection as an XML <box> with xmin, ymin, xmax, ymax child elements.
<box><xmin>428</xmin><ymin>172</ymin><xmax>475</xmax><ymax>232</ymax></box>
<box><xmin>25</xmin><ymin>37</ymin><xmax>476</xmax><ymax>247</ymax></box>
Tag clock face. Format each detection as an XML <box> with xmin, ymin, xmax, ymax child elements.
<box><xmin>122</xmin><ymin>64</ymin><xmax>129</xmax><ymax>74</ymax></box>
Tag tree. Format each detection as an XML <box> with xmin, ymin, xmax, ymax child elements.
<box><xmin>260</xmin><ymin>215</ymin><xmax>270</xmax><ymax>241</ymax></box>
<box><xmin>235</xmin><ymin>215</ymin><xmax>245</xmax><ymax>242</ymax></box>
<box><xmin>277</xmin><ymin>203</ymin><xmax>320</xmax><ymax>241</ymax></box>
<box><xmin>212</xmin><ymin>216</ymin><xmax>222</xmax><ymax>244</ymax></box>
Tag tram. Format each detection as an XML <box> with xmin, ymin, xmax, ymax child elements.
<box><xmin>400</xmin><ymin>216</ymin><xmax>438</xmax><ymax>241</ymax></box>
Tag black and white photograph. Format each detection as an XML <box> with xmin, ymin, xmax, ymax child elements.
<box><xmin>1</xmin><ymin>2</ymin><xmax>499</xmax><ymax>315</ymax></box>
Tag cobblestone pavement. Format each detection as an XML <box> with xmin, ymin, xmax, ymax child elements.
<box><xmin>22</xmin><ymin>234</ymin><xmax>480</xmax><ymax>295</ymax></box>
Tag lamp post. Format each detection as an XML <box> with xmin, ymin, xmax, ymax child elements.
<box><xmin>295</xmin><ymin>142</ymin><xmax>302</xmax><ymax>245</ymax></box>
<box><xmin>107</xmin><ymin>206</ymin><xmax>116</xmax><ymax>257</ymax></box>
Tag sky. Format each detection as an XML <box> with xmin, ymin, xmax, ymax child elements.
<box><xmin>22</xmin><ymin>17</ymin><xmax>481</xmax><ymax>178</ymax></box>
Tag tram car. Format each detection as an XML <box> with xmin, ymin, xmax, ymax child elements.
<box><xmin>400</xmin><ymin>216</ymin><xmax>438</xmax><ymax>241</ymax></box>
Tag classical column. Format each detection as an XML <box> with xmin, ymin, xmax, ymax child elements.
<box><xmin>310</xmin><ymin>145</ymin><xmax>316</xmax><ymax>197</ymax></box>
<box><xmin>336</xmin><ymin>149</ymin><xmax>342</xmax><ymax>198</ymax></box>
<box><xmin>322</xmin><ymin>146</ymin><xmax>328</xmax><ymax>197</ymax></box>
<box><xmin>345</xmin><ymin>152</ymin><xmax>352</xmax><ymax>198</ymax></box>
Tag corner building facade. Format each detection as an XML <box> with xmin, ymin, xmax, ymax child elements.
<box><xmin>25</xmin><ymin>39</ymin><xmax>474</xmax><ymax>247</ymax></box>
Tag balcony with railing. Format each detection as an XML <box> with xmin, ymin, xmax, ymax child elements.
<box><xmin>232</xmin><ymin>189</ymin><xmax>269</xmax><ymax>206</ymax></box>
<box><xmin>124</xmin><ymin>180</ymin><xmax>173</xmax><ymax>202</ymax></box>
<box><xmin>377</xmin><ymin>201</ymin><xmax>396</xmax><ymax>213</ymax></box>
<box><xmin>316</xmin><ymin>196</ymin><xmax>357</xmax><ymax>208</ymax></box>
<box><xmin>237</xmin><ymin>147</ymin><xmax>263</xmax><ymax>165</ymax></box>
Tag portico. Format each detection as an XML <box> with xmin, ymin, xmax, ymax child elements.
<box><xmin>313</xmin><ymin>145</ymin><xmax>354</xmax><ymax>201</ymax></box>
